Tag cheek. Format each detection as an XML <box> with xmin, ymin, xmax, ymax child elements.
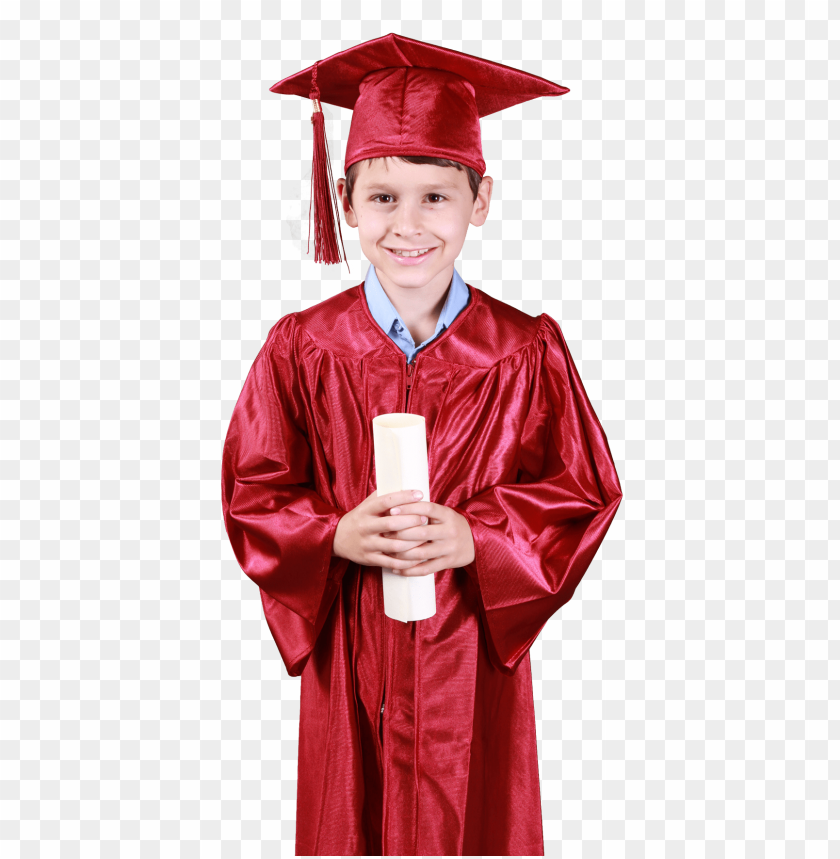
<box><xmin>436</xmin><ymin>217</ymin><xmax>467</xmax><ymax>243</ymax></box>
<box><xmin>357</xmin><ymin>212</ymin><xmax>386</xmax><ymax>238</ymax></box>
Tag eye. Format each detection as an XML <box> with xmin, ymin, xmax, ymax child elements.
<box><xmin>371</xmin><ymin>194</ymin><xmax>446</xmax><ymax>203</ymax></box>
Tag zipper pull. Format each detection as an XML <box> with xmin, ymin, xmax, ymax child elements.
<box><xmin>405</xmin><ymin>360</ymin><xmax>414</xmax><ymax>410</ymax></box>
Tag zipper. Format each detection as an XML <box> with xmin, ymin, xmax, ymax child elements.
<box><xmin>405</xmin><ymin>359</ymin><xmax>415</xmax><ymax>410</ymax></box>
<box><xmin>379</xmin><ymin>355</ymin><xmax>419</xmax><ymax>749</ymax></box>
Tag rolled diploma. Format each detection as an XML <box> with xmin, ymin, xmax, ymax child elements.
<box><xmin>371</xmin><ymin>412</ymin><xmax>436</xmax><ymax>622</ymax></box>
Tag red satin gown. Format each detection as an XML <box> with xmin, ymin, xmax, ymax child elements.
<box><xmin>221</xmin><ymin>280</ymin><xmax>623</xmax><ymax>856</ymax></box>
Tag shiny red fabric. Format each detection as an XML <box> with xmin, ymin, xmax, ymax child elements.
<box><xmin>346</xmin><ymin>66</ymin><xmax>487</xmax><ymax>176</ymax></box>
<box><xmin>269</xmin><ymin>32</ymin><xmax>570</xmax><ymax>177</ymax></box>
<box><xmin>221</xmin><ymin>281</ymin><xmax>623</xmax><ymax>855</ymax></box>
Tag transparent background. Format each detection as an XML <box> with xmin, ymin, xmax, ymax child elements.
<box><xmin>1</xmin><ymin>2</ymin><xmax>837</xmax><ymax>857</ymax></box>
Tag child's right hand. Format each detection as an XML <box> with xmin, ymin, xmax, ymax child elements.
<box><xmin>332</xmin><ymin>489</ymin><xmax>430</xmax><ymax>570</ymax></box>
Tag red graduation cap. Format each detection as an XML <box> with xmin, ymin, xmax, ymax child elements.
<box><xmin>270</xmin><ymin>33</ymin><xmax>570</xmax><ymax>268</ymax></box>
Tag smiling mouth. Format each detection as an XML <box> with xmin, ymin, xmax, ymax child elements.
<box><xmin>386</xmin><ymin>247</ymin><xmax>436</xmax><ymax>258</ymax></box>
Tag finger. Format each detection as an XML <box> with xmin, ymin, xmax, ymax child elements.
<box><xmin>379</xmin><ymin>514</ymin><xmax>429</xmax><ymax>534</ymax></box>
<box><xmin>374</xmin><ymin>489</ymin><xmax>425</xmax><ymax>513</ymax></box>
<box><xmin>381</xmin><ymin>532</ymin><xmax>428</xmax><ymax>548</ymax></box>
<box><xmin>400</xmin><ymin>562</ymin><xmax>438</xmax><ymax>578</ymax></box>
<box><xmin>383</xmin><ymin>543</ymin><xmax>428</xmax><ymax>564</ymax></box>
<box><xmin>401</xmin><ymin>548</ymin><xmax>451</xmax><ymax>576</ymax></box>
<box><xmin>382</xmin><ymin>525</ymin><xmax>430</xmax><ymax>543</ymax></box>
<box><xmin>369</xmin><ymin>551</ymin><xmax>427</xmax><ymax>571</ymax></box>
<box><xmin>386</xmin><ymin>500</ymin><xmax>437</xmax><ymax>518</ymax></box>
<box><xmin>364</xmin><ymin>503</ymin><xmax>425</xmax><ymax>537</ymax></box>
<box><xmin>384</xmin><ymin>541</ymin><xmax>429</xmax><ymax>560</ymax></box>
<box><xmin>380</xmin><ymin>535</ymin><xmax>427</xmax><ymax>549</ymax></box>
<box><xmin>382</xmin><ymin>536</ymin><xmax>432</xmax><ymax>556</ymax></box>
<box><xmin>398</xmin><ymin>543</ymin><xmax>449</xmax><ymax>570</ymax></box>
<box><xmin>388</xmin><ymin>558</ymin><xmax>435</xmax><ymax>576</ymax></box>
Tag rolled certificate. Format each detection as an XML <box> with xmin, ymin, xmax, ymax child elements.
<box><xmin>371</xmin><ymin>413</ymin><xmax>436</xmax><ymax>622</ymax></box>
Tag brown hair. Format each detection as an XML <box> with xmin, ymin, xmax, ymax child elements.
<box><xmin>344</xmin><ymin>156</ymin><xmax>481</xmax><ymax>209</ymax></box>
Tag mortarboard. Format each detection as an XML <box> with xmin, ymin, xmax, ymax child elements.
<box><xmin>270</xmin><ymin>33</ymin><xmax>570</xmax><ymax>268</ymax></box>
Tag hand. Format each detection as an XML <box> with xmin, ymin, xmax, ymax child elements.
<box><xmin>332</xmin><ymin>489</ymin><xmax>432</xmax><ymax>571</ymax></box>
<box><xmin>376</xmin><ymin>497</ymin><xmax>476</xmax><ymax>578</ymax></box>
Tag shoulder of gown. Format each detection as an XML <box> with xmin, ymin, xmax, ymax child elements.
<box><xmin>287</xmin><ymin>280</ymin><xmax>560</xmax><ymax>368</ymax></box>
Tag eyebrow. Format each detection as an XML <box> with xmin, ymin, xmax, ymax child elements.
<box><xmin>365</xmin><ymin>183</ymin><xmax>460</xmax><ymax>192</ymax></box>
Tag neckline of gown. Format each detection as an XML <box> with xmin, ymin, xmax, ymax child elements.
<box><xmin>354</xmin><ymin>278</ymin><xmax>480</xmax><ymax>361</ymax></box>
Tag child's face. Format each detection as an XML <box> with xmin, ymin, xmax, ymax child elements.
<box><xmin>337</xmin><ymin>157</ymin><xmax>492</xmax><ymax>295</ymax></box>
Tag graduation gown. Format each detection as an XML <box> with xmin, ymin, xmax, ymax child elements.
<box><xmin>221</xmin><ymin>280</ymin><xmax>623</xmax><ymax>856</ymax></box>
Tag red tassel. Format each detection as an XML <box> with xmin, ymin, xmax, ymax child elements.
<box><xmin>308</xmin><ymin>63</ymin><xmax>349</xmax><ymax>270</ymax></box>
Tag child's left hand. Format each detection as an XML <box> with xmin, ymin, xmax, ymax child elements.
<box><xmin>380</xmin><ymin>500</ymin><xmax>476</xmax><ymax>577</ymax></box>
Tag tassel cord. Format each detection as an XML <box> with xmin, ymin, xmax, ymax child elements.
<box><xmin>307</xmin><ymin>63</ymin><xmax>350</xmax><ymax>272</ymax></box>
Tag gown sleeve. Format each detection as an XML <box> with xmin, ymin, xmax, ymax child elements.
<box><xmin>454</xmin><ymin>314</ymin><xmax>623</xmax><ymax>677</ymax></box>
<box><xmin>221</xmin><ymin>314</ymin><xmax>350</xmax><ymax>677</ymax></box>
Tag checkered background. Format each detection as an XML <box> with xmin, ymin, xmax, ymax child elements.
<box><xmin>1</xmin><ymin>3</ymin><xmax>836</xmax><ymax>857</ymax></box>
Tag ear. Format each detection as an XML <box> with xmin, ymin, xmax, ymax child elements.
<box><xmin>336</xmin><ymin>178</ymin><xmax>358</xmax><ymax>228</ymax></box>
<box><xmin>469</xmin><ymin>176</ymin><xmax>493</xmax><ymax>227</ymax></box>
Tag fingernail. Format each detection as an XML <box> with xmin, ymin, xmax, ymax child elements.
<box><xmin>421</xmin><ymin>517</ymin><xmax>427</xmax><ymax>524</ymax></box>
<box><xmin>391</xmin><ymin>508</ymin><xmax>400</xmax><ymax>515</ymax></box>
<box><xmin>413</xmin><ymin>491</ymin><xmax>422</xmax><ymax>498</ymax></box>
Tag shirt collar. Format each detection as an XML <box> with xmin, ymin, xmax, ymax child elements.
<box><xmin>363</xmin><ymin>263</ymin><xmax>469</xmax><ymax>341</ymax></box>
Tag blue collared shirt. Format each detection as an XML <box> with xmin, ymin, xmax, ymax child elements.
<box><xmin>363</xmin><ymin>263</ymin><xmax>471</xmax><ymax>363</ymax></box>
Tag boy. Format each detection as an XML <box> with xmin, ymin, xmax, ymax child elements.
<box><xmin>222</xmin><ymin>34</ymin><xmax>622</xmax><ymax>856</ymax></box>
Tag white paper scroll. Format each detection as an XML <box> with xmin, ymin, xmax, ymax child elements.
<box><xmin>371</xmin><ymin>413</ymin><xmax>436</xmax><ymax>623</ymax></box>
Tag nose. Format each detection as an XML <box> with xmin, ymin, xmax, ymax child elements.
<box><xmin>390</xmin><ymin>198</ymin><xmax>425</xmax><ymax>237</ymax></box>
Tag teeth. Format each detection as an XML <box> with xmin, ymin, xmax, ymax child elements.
<box><xmin>390</xmin><ymin>247</ymin><xmax>432</xmax><ymax>257</ymax></box>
